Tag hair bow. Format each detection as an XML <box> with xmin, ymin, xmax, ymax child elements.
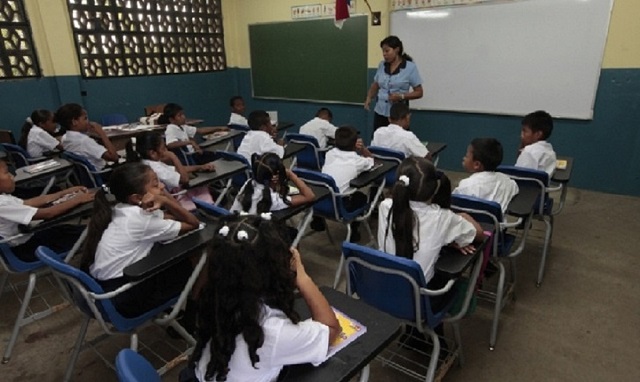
<box><xmin>218</xmin><ymin>225</ymin><xmax>230</xmax><ymax>237</ymax></box>
<box><xmin>398</xmin><ymin>175</ymin><xmax>410</xmax><ymax>186</ymax></box>
<box><xmin>260</xmin><ymin>212</ymin><xmax>272</xmax><ymax>221</ymax></box>
<box><xmin>237</xmin><ymin>230</ymin><xmax>249</xmax><ymax>241</ymax></box>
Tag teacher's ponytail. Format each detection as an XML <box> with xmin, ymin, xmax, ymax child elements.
<box><xmin>380</xmin><ymin>35</ymin><xmax>413</xmax><ymax>62</ymax></box>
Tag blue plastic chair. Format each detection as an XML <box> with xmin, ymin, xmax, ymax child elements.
<box><xmin>1</xmin><ymin>143</ymin><xmax>48</xmax><ymax>168</ymax></box>
<box><xmin>292</xmin><ymin>168</ymin><xmax>375</xmax><ymax>288</ymax></box>
<box><xmin>228</xmin><ymin>124</ymin><xmax>249</xmax><ymax>151</ymax></box>
<box><xmin>497</xmin><ymin>165</ymin><xmax>563</xmax><ymax>287</ymax></box>
<box><xmin>61</xmin><ymin>151</ymin><xmax>113</xmax><ymax>188</ymax></box>
<box><xmin>0</xmin><ymin>238</ymin><xmax>70</xmax><ymax>363</ymax></box>
<box><xmin>101</xmin><ymin>113</ymin><xmax>128</xmax><ymax>126</ymax></box>
<box><xmin>170</xmin><ymin>147</ymin><xmax>197</xmax><ymax>166</ymax></box>
<box><xmin>284</xmin><ymin>133</ymin><xmax>325</xmax><ymax>171</ymax></box>
<box><xmin>212</xmin><ymin>150</ymin><xmax>252</xmax><ymax>204</ymax></box>
<box><xmin>450</xmin><ymin>194</ymin><xmax>530</xmax><ymax>350</ymax></box>
<box><xmin>343</xmin><ymin>242</ymin><xmax>477</xmax><ymax>382</ymax></box>
<box><xmin>192</xmin><ymin>197</ymin><xmax>232</xmax><ymax>218</ymax></box>
<box><xmin>115</xmin><ymin>349</ymin><xmax>161</xmax><ymax>382</ymax></box>
<box><xmin>36</xmin><ymin>246</ymin><xmax>194</xmax><ymax>382</ymax></box>
<box><xmin>368</xmin><ymin>146</ymin><xmax>405</xmax><ymax>187</ymax></box>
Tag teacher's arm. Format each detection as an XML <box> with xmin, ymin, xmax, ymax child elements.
<box><xmin>364</xmin><ymin>81</ymin><xmax>380</xmax><ymax>111</ymax></box>
<box><xmin>389</xmin><ymin>84</ymin><xmax>424</xmax><ymax>103</ymax></box>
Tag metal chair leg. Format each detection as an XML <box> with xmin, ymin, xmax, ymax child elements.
<box><xmin>425</xmin><ymin>328</ymin><xmax>440</xmax><ymax>382</ymax></box>
<box><xmin>333</xmin><ymin>224</ymin><xmax>352</xmax><ymax>289</ymax></box>
<box><xmin>2</xmin><ymin>273</ymin><xmax>37</xmax><ymax>363</ymax></box>
<box><xmin>537</xmin><ymin>217</ymin><xmax>553</xmax><ymax>287</ymax></box>
<box><xmin>63</xmin><ymin>316</ymin><xmax>90</xmax><ymax>382</ymax></box>
<box><xmin>0</xmin><ymin>272</ymin><xmax>8</xmax><ymax>295</ymax></box>
<box><xmin>489</xmin><ymin>261</ymin><xmax>506</xmax><ymax>351</ymax></box>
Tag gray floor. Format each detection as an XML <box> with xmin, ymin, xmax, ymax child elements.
<box><xmin>2</xmin><ymin>172</ymin><xmax>640</xmax><ymax>381</ymax></box>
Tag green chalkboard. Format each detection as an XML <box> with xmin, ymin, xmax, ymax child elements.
<box><xmin>249</xmin><ymin>16</ymin><xmax>367</xmax><ymax>104</ymax></box>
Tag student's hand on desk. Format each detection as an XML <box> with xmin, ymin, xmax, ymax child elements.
<box><xmin>65</xmin><ymin>186</ymin><xmax>88</xmax><ymax>195</ymax></box>
<box><xmin>450</xmin><ymin>243</ymin><xmax>476</xmax><ymax>255</ymax></box>
<box><xmin>76</xmin><ymin>191</ymin><xmax>96</xmax><ymax>204</ymax></box>
<box><xmin>198</xmin><ymin>163</ymin><xmax>215</xmax><ymax>172</ymax></box>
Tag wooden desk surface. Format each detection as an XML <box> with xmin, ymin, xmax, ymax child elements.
<box><xmin>349</xmin><ymin>159</ymin><xmax>398</xmax><ymax>189</ymax></box>
<box><xmin>280</xmin><ymin>286</ymin><xmax>402</xmax><ymax>382</ymax></box>
<box><xmin>271</xmin><ymin>186</ymin><xmax>332</xmax><ymax>221</ymax></box>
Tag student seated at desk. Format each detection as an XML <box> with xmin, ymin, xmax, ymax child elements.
<box><xmin>19</xmin><ymin>109</ymin><xmax>62</xmax><ymax>158</ymax></box>
<box><xmin>371</xmin><ymin>103</ymin><xmax>430</xmax><ymax>159</ymax></box>
<box><xmin>0</xmin><ymin>160</ymin><xmax>94</xmax><ymax>262</ymax></box>
<box><xmin>315</xmin><ymin>126</ymin><xmax>374</xmax><ymax>241</ymax></box>
<box><xmin>230</xmin><ymin>153</ymin><xmax>314</xmax><ymax>215</ymax></box>
<box><xmin>57</xmin><ymin>103</ymin><xmax>119</xmax><ymax>170</ymax></box>
<box><xmin>299</xmin><ymin>107</ymin><xmax>338</xmax><ymax>149</ymax></box>
<box><xmin>187</xmin><ymin>216</ymin><xmax>341</xmax><ymax>382</ymax></box>
<box><xmin>228</xmin><ymin>95</ymin><xmax>248</xmax><ymax>127</ymax></box>
<box><xmin>237</xmin><ymin>110</ymin><xmax>285</xmax><ymax>163</ymax></box>
<box><xmin>80</xmin><ymin>162</ymin><xmax>200</xmax><ymax>320</ymax></box>
<box><xmin>378</xmin><ymin>157</ymin><xmax>484</xmax><ymax>301</ymax></box>
<box><xmin>453</xmin><ymin>138</ymin><xmax>519</xmax><ymax>214</ymax></box>
<box><xmin>515</xmin><ymin>110</ymin><xmax>557</xmax><ymax>176</ymax></box>
<box><xmin>160</xmin><ymin>103</ymin><xmax>226</xmax><ymax>165</ymax></box>
<box><xmin>126</xmin><ymin>132</ymin><xmax>216</xmax><ymax>211</ymax></box>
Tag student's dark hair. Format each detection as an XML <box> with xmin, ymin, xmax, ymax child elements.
<box><xmin>247</xmin><ymin>110</ymin><xmax>271</xmax><ymax>131</ymax></box>
<box><xmin>334</xmin><ymin>125</ymin><xmax>359</xmax><ymax>151</ymax></box>
<box><xmin>389</xmin><ymin>102</ymin><xmax>410</xmax><ymax>121</ymax></box>
<box><xmin>125</xmin><ymin>131</ymin><xmax>163</xmax><ymax>162</ymax></box>
<box><xmin>80</xmin><ymin>163</ymin><xmax>152</xmax><ymax>272</ymax></box>
<box><xmin>19</xmin><ymin>109</ymin><xmax>54</xmax><ymax>149</ymax></box>
<box><xmin>238</xmin><ymin>153</ymin><xmax>290</xmax><ymax>214</ymax></box>
<box><xmin>431</xmin><ymin>171</ymin><xmax>452</xmax><ymax>209</ymax></box>
<box><xmin>522</xmin><ymin>110</ymin><xmax>553</xmax><ymax>140</ymax></box>
<box><xmin>380</xmin><ymin>35</ymin><xmax>413</xmax><ymax>62</ymax></box>
<box><xmin>190</xmin><ymin>215</ymin><xmax>298</xmax><ymax>381</ymax></box>
<box><xmin>315</xmin><ymin>107</ymin><xmax>333</xmax><ymax>120</ymax></box>
<box><xmin>54</xmin><ymin>103</ymin><xmax>84</xmax><ymax>130</ymax></box>
<box><xmin>469</xmin><ymin>137</ymin><xmax>503</xmax><ymax>171</ymax></box>
<box><xmin>229</xmin><ymin>95</ymin><xmax>243</xmax><ymax>107</ymax></box>
<box><xmin>384</xmin><ymin>157</ymin><xmax>439</xmax><ymax>260</ymax></box>
<box><xmin>159</xmin><ymin>103</ymin><xmax>183</xmax><ymax>125</ymax></box>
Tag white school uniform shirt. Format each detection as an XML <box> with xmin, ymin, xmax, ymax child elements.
<box><xmin>298</xmin><ymin>117</ymin><xmax>338</xmax><ymax>149</ymax></box>
<box><xmin>27</xmin><ymin>126</ymin><xmax>59</xmax><ymax>157</ymax></box>
<box><xmin>515</xmin><ymin>140</ymin><xmax>557</xmax><ymax>176</ymax></box>
<box><xmin>90</xmin><ymin>204</ymin><xmax>181</xmax><ymax>280</ymax></box>
<box><xmin>237</xmin><ymin>130</ymin><xmax>284</xmax><ymax>163</ymax></box>
<box><xmin>142</xmin><ymin>159</ymin><xmax>181</xmax><ymax>190</ymax></box>
<box><xmin>371</xmin><ymin>124</ymin><xmax>429</xmax><ymax>158</ymax></box>
<box><xmin>378</xmin><ymin>199</ymin><xmax>477</xmax><ymax>282</ymax></box>
<box><xmin>0</xmin><ymin>194</ymin><xmax>37</xmax><ymax>246</ymax></box>
<box><xmin>229</xmin><ymin>112</ymin><xmax>248</xmax><ymax>127</ymax></box>
<box><xmin>165</xmin><ymin>123</ymin><xmax>198</xmax><ymax>153</ymax></box>
<box><xmin>195</xmin><ymin>304</ymin><xmax>329</xmax><ymax>382</ymax></box>
<box><xmin>230</xmin><ymin>180</ymin><xmax>292</xmax><ymax>214</ymax></box>
<box><xmin>453</xmin><ymin>171</ymin><xmax>519</xmax><ymax>214</ymax></box>
<box><xmin>61</xmin><ymin>130</ymin><xmax>107</xmax><ymax>170</ymax></box>
<box><xmin>322</xmin><ymin>148</ymin><xmax>374</xmax><ymax>194</ymax></box>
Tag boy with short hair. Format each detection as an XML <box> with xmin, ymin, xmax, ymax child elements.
<box><xmin>371</xmin><ymin>103</ymin><xmax>429</xmax><ymax>158</ymax></box>
<box><xmin>453</xmin><ymin>138</ymin><xmax>519</xmax><ymax>213</ymax></box>
<box><xmin>515</xmin><ymin>110</ymin><xmax>557</xmax><ymax>175</ymax></box>
<box><xmin>319</xmin><ymin>126</ymin><xmax>374</xmax><ymax>241</ymax></box>
<box><xmin>237</xmin><ymin>110</ymin><xmax>284</xmax><ymax>162</ymax></box>
<box><xmin>228</xmin><ymin>96</ymin><xmax>248</xmax><ymax>127</ymax></box>
<box><xmin>299</xmin><ymin>107</ymin><xmax>338</xmax><ymax>149</ymax></box>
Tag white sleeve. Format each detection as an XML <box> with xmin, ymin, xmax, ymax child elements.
<box><xmin>452</xmin><ymin>178</ymin><xmax>473</xmax><ymax>196</ymax></box>
<box><xmin>515</xmin><ymin>149</ymin><xmax>538</xmax><ymax>170</ymax></box>
<box><xmin>405</xmin><ymin>135</ymin><xmax>429</xmax><ymax>157</ymax></box>
<box><xmin>83</xmin><ymin>137</ymin><xmax>108</xmax><ymax>161</ymax></box>
<box><xmin>444</xmin><ymin>213</ymin><xmax>477</xmax><ymax>247</ymax></box>
<box><xmin>164</xmin><ymin>125</ymin><xmax>181</xmax><ymax>145</ymax></box>
<box><xmin>32</xmin><ymin>130</ymin><xmax>59</xmax><ymax>152</ymax></box>
<box><xmin>356</xmin><ymin>156</ymin><xmax>375</xmax><ymax>173</ymax></box>
<box><xmin>184</xmin><ymin>125</ymin><xmax>198</xmax><ymax>138</ymax></box>
<box><xmin>140</xmin><ymin>212</ymin><xmax>182</xmax><ymax>242</ymax></box>
<box><xmin>377</xmin><ymin>199</ymin><xmax>395</xmax><ymax>253</ymax></box>
<box><xmin>151</xmin><ymin>162</ymin><xmax>181</xmax><ymax>190</ymax></box>
<box><xmin>370</xmin><ymin>132</ymin><xmax>380</xmax><ymax>147</ymax></box>
<box><xmin>0</xmin><ymin>202</ymin><xmax>38</xmax><ymax>225</ymax></box>
<box><xmin>270</xmin><ymin>319</ymin><xmax>330</xmax><ymax>367</ymax></box>
<box><xmin>324</xmin><ymin>123</ymin><xmax>338</xmax><ymax>139</ymax></box>
<box><xmin>260</xmin><ymin>135</ymin><xmax>285</xmax><ymax>158</ymax></box>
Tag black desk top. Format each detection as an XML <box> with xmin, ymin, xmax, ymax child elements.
<box><xmin>123</xmin><ymin>216</ymin><xmax>217</xmax><ymax>281</ymax></box>
<box><xmin>18</xmin><ymin>198</ymin><xmax>94</xmax><ymax>233</ymax></box>
<box><xmin>14</xmin><ymin>159</ymin><xmax>74</xmax><ymax>185</ymax></box>
<box><xmin>280</xmin><ymin>286</ymin><xmax>402</xmax><ymax>382</ymax></box>
<box><xmin>426</xmin><ymin>142</ymin><xmax>447</xmax><ymax>157</ymax></box>
<box><xmin>187</xmin><ymin>159</ymin><xmax>247</xmax><ymax>189</ymax></box>
<box><xmin>552</xmin><ymin>156</ymin><xmax>573</xmax><ymax>183</ymax></box>
<box><xmin>200</xmin><ymin>129</ymin><xmax>245</xmax><ymax>149</ymax></box>
<box><xmin>349</xmin><ymin>159</ymin><xmax>398</xmax><ymax>189</ymax></box>
<box><xmin>507</xmin><ymin>183</ymin><xmax>541</xmax><ymax>217</ymax></box>
<box><xmin>271</xmin><ymin>186</ymin><xmax>331</xmax><ymax>221</ymax></box>
<box><xmin>283</xmin><ymin>142</ymin><xmax>306</xmax><ymax>159</ymax></box>
<box><xmin>277</xmin><ymin>121</ymin><xmax>295</xmax><ymax>132</ymax></box>
<box><xmin>435</xmin><ymin>236</ymin><xmax>488</xmax><ymax>276</ymax></box>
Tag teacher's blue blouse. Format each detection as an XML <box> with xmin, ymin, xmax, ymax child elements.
<box><xmin>373</xmin><ymin>59</ymin><xmax>423</xmax><ymax>117</ymax></box>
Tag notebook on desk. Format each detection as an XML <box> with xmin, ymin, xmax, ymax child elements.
<box><xmin>326</xmin><ymin>307</ymin><xmax>367</xmax><ymax>359</ymax></box>
<box><xmin>23</xmin><ymin>159</ymin><xmax>60</xmax><ymax>174</ymax></box>
<box><xmin>556</xmin><ymin>159</ymin><xmax>567</xmax><ymax>170</ymax></box>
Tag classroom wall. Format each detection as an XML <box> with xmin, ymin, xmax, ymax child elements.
<box><xmin>1</xmin><ymin>0</ymin><xmax>639</xmax><ymax>196</ymax></box>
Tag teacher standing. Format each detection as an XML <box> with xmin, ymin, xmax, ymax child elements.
<box><xmin>364</xmin><ymin>36</ymin><xmax>423</xmax><ymax>131</ymax></box>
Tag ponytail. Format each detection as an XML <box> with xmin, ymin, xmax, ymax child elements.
<box><xmin>125</xmin><ymin>139</ymin><xmax>141</xmax><ymax>162</ymax></box>
<box><xmin>256</xmin><ymin>179</ymin><xmax>273</xmax><ymax>214</ymax></box>
<box><xmin>80</xmin><ymin>189</ymin><xmax>113</xmax><ymax>272</ymax></box>
<box><xmin>389</xmin><ymin>181</ymin><xmax>417</xmax><ymax>260</ymax></box>
<box><xmin>239</xmin><ymin>179</ymin><xmax>256</xmax><ymax>213</ymax></box>
<box><xmin>402</xmin><ymin>53</ymin><xmax>413</xmax><ymax>62</ymax></box>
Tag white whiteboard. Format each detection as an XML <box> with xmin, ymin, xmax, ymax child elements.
<box><xmin>390</xmin><ymin>0</ymin><xmax>613</xmax><ymax>120</ymax></box>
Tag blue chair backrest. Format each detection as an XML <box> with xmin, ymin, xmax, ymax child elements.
<box><xmin>497</xmin><ymin>165</ymin><xmax>550</xmax><ymax>215</ymax></box>
<box><xmin>170</xmin><ymin>147</ymin><xmax>196</xmax><ymax>166</ymax></box>
<box><xmin>228</xmin><ymin>124</ymin><xmax>249</xmax><ymax>151</ymax></box>
<box><xmin>115</xmin><ymin>349</ymin><xmax>161</xmax><ymax>382</ymax></box>
<box><xmin>368</xmin><ymin>146</ymin><xmax>405</xmax><ymax>186</ymax></box>
<box><xmin>215</xmin><ymin>150</ymin><xmax>252</xmax><ymax>189</ymax></box>
<box><xmin>342</xmin><ymin>242</ymin><xmax>448</xmax><ymax>329</ymax></box>
<box><xmin>192</xmin><ymin>198</ymin><xmax>232</xmax><ymax>217</ymax></box>
<box><xmin>1</xmin><ymin>143</ymin><xmax>31</xmax><ymax>168</ymax></box>
<box><xmin>285</xmin><ymin>133</ymin><xmax>324</xmax><ymax>170</ymax></box>
<box><xmin>451</xmin><ymin>194</ymin><xmax>505</xmax><ymax>256</ymax></box>
<box><xmin>0</xmin><ymin>236</ymin><xmax>64</xmax><ymax>273</ymax></box>
<box><xmin>292</xmin><ymin>167</ymin><xmax>360</xmax><ymax>221</ymax></box>
<box><xmin>101</xmin><ymin>114</ymin><xmax>128</xmax><ymax>126</ymax></box>
<box><xmin>61</xmin><ymin>151</ymin><xmax>105</xmax><ymax>187</ymax></box>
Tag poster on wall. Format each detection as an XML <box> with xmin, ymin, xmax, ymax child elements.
<box><xmin>391</xmin><ymin>0</ymin><xmax>509</xmax><ymax>10</ymax></box>
<box><xmin>292</xmin><ymin>1</ymin><xmax>356</xmax><ymax>19</ymax></box>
